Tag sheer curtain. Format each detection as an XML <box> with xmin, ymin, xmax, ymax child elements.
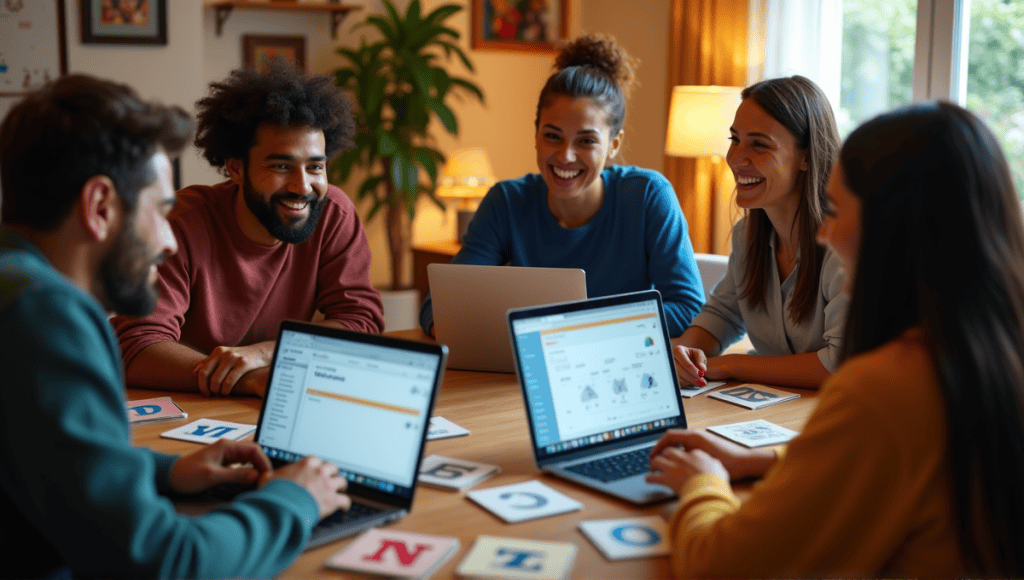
<box><xmin>752</xmin><ymin>0</ymin><xmax>843</xmax><ymax>112</ymax></box>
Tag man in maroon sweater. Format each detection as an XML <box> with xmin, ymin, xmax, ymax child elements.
<box><xmin>112</xmin><ymin>61</ymin><xmax>384</xmax><ymax>397</ymax></box>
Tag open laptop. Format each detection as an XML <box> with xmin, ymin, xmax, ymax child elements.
<box><xmin>506</xmin><ymin>290</ymin><xmax>687</xmax><ymax>505</ymax></box>
<box><xmin>251</xmin><ymin>320</ymin><xmax>447</xmax><ymax>549</ymax></box>
<box><xmin>428</xmin><ymin>263</ymin><xmax>586</xmax><ymax>372</ymax></box>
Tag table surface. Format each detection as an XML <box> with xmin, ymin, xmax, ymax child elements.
<box><xmin>129</xmin><ymin>329</ymin><xmax>818</xmax><ymax>579</ymax></box>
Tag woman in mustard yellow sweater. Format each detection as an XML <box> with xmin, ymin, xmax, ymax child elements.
<box><xmin>648</xmin><ymin>101</ymin><xmax>1024</xmax><ymax>577</ymax></box>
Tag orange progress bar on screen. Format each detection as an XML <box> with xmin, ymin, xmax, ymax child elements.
<box><xmin>540</xmin><ymin>312</ymin><xmax>656</xmax><ymax>335</ymax></box>
<box><xmin>306</xmin><ymin>389</ymin><xmax>420</xmax><ymax>416</ymax></box>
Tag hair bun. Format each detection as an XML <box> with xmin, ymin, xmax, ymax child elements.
<box><xmin>554</xmin><ymin>34</ymin><xmax>638</xmax><ymax>97</ymax></box>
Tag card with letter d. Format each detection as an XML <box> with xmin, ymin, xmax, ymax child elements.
<box><xmin>578</xmin><ymin>516</ymin><xmax>670</xmax><ymax>560</ymax></box>
<box><xmin>160</xmin><ymin>419</ymin><xmax>256</xmax><ymax>444</ymax></box>
<box><xmin>457</xmin><ymin>535</ymin><xmax>576</xmax><ymax>579</ymax></box>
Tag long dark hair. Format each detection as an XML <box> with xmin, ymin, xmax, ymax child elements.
<box><xmin>738</xmin><ymin>76</ymin><xmax>841</xmax><ymax>324</ymax></box>
<box><xmin>841</xmin><ymin>102</ymin><xmax>1024</xmax><ymax>575</ymax></box>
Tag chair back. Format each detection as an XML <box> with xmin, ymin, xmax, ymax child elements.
<box><xmin>695</xmin><ymin>253</ymin><xmax>729</xmax><ymax>299</ymax></box>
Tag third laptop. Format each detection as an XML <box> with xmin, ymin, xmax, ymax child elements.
<box><xmin>506</xmin><ymin>290</ymin><xmax>686</xmax><ymax>505</ymax></box>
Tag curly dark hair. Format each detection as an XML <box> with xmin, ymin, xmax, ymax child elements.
<box><xmin>535</xmin><ymin>33</ymin><xmax>639</xmax><ymax>136</ymax></box>
<box><xmin>193</xmin><ymin>59</ymin><xmax>356</xmax><ymax>172</ymax></box>
<box><xmin>0</xmin><ymin>74</ymin><xmax>193</xmax><ymax>230</ymax></box>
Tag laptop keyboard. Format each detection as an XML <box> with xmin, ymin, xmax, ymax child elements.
<box><xmin>317</xmin><ymin>501</ymin><xmax>386</xmax><ymax>528</ymax></box>
<box><xmin>564</xmin><ymin>447</ymin><xmax>652</xmax><ymax>483</ymax></box>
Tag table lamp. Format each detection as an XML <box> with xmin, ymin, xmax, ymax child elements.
<box><xmin>664</xmin><ymin>85</ymin><xmax>743</xmax><ymax>253</ymax></box>
<box><xmin>436</xmin><ymin>147</ymin><xmax>496</xmax><ymax>242</ymax></box>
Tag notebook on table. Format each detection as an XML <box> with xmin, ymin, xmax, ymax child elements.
<box><xmin>428</xmin><ymin>263</ymin><xmax>586</xmax><ymax>373</ymax></box>
<box><xmin>250</xmin><ymin>320</ymin><xmax>447</xmax><ymax>550</ymax></box>
<box><xmin>506</xmin><ymin>290</ymin><xmax>687</xmax><ymax>505</ymax></box>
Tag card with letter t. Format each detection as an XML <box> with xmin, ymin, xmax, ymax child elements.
<box><xmin>160</xmin><ymin>419</ymin><xmax>256</xmax><ymax>444</ymax></box>
<box><xmin>457</xmin><ymin>535</ymin><xmax>576</xmax><ymax>579</ymax></box>
<box><xmin>578</xmin><ymin>516</ymin><xmax>670</xmax><ymax>560</ymax></box>
<box><xmin>326</xmin><ymin>528</ymin><xmax>460</xmax><ymax>579</ymax></box>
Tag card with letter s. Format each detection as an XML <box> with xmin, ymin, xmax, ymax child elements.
<box><xmin>457</xmin><ymin>535</ymin><xmax>576</xmax><ymax>579</ymax></box>
<box><xmin>418</xmin><ymin>454</ymin><xmax>500</xmax><ymax>491</ymax></box>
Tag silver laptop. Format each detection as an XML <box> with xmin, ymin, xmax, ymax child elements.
<box><xmin>429</xmin><ymin>263</ymin><xmax>586</xmax><ymax>372</ymax></box>
<box><xmin>252</xmin><ymin>321</ymin><xmax>447</xmax><ymax>549</ymax></box>
<box><xmin>507</xmin><ymin>290</ymin><xmax>686</xmax><ymax>505</ymax></box>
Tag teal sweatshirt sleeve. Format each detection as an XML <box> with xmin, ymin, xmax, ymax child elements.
<box><xmin>0</xmin><ymin>259</ymin><xmax>319</xmax><ymax>579</ymax></box>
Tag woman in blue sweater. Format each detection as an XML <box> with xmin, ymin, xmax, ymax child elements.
<box><xmin>420</xmin><ymin>34</ymin><xmax>704</xmax><ymax>337</ymax></box>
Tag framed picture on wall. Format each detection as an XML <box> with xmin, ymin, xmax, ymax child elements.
<box><xmin>0</xmin><ymin>0</ymin><xmax>68</xmax><ymax>98</ymax></box>
<box><xmin>81</xmin><ymin>0</ymin><xmax>168</xmax><ymax>45</ymax></box>
<box><xmin>242</xmin><ymin>35</ymin><xmax>306</xmax><ymax>73</ymax></box>
<box><xmin>471</xmin><ymin>0</ymin><xmax>569</xmax><ymax>52</ymax></box>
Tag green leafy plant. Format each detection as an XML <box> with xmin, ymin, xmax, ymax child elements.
<box><xmin>332</xmin><ymin>0</ymin><xmax>484</xmax><ymax>290</ymax></box>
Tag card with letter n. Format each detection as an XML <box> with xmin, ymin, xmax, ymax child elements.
<box><xmin>707</xmin><ymin>384</ymin><xmax>800</xmax><ymax>410</ymax></box>
<box><xmin>456</xmin><ymin>535</ymin><xmax>576</xmax><ymax>579</ymax></box>
<box><xmin>418</xmin><ymin>454</ymin><xmax>500</xmax><ymax>491</ymax></box>
<box><xmin>708</xmin><ymin>419</ymin><xmax>798</xmax><ymax>447</ymax></box>
<box><xmin>578</xmin><ymin>516</ymin><xmax>670</xmax><ymax>560</ymax></box>
<box><xmin>326</xmin><ymin>528</ymin><xmax>460</xmax><ymax>579</ymax></box>
<box><xmin>160</xmin><ymin>419</ymin><xmax>256</xmax><ymax>444</ymax></box>
<box><xmin>467</xmin><ymin>480</ymin><xmax>583</xmax><ymax>524</ymax></box>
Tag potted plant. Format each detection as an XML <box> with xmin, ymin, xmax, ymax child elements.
<box><xmin>332</xmin><ymin>0</ymin><xmax>484</xmax><ymax>290</ymax></box>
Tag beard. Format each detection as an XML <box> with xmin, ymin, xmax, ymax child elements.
<box><xmin>242</xmin><ymin>170</ymin><xmax>326</xmax><ymax>244</ymax></box>
<box><xmin>97</xmin><ymin>218</ymin><xmax>163</xmax><ymax>317</ymax></box>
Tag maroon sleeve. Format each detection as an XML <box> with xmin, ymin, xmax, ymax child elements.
<box><xmin>314</xmin><ymin>186</ymin><xmax>385</xmax><ymax>333</ymax></box>
<box><xmin>109</xmin><ymin>190</ymin><xmax>201</xmax><ymax>367</ymax></box>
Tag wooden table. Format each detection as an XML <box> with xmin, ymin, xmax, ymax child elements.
<box><xmin>129</xmin><ymin>330</ymin><xmax>817</xmax><ymax>578</ymax></box>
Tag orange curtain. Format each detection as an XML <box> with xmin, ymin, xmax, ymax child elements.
<box><xmin>665</xmin><ymin>0</ymin><xmax>749</xmax><ymax>254</ymax></box>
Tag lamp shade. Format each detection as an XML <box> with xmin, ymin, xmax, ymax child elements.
<box><xmin>664</xmin><ymin>85</ymin><xmax>743</xmax><ymax>158</ymax></box>
<box><xmin>436</xmin><ymin>148</ymin><xmax>496</xmax><ymax>199</ymax></box>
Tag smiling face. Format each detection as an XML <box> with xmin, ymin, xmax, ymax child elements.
<box><xmin>727</xmin><ymin>99</ymin><xmax>808</xmax><ymax>216</ymax></box>
<box><xmin>817</xmin><ymin>163</ymin><xmax>861</xmax><ymax>294</ymax></box>
<box><xmin>228</xmin><ymin>123</ymin><xmax>329</xmax><ymax>246</ymax></box>
<box><xmin>535</xmin><ymin>95</ymin><xmax>622</xmax><ymax>208</ymax></box>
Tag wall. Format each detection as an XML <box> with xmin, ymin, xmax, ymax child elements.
<box><xmin>580</xmin><ymin>0</ymin><xmax>671</xmax><ymax>174</ymax></box>
<box><xmin>63</xmin><ymin>0</ymin><xmax>209</xmax><ymax>188</ymax></box>
<box><xmin>48</xmin><ymin>0</ymin><xmax>672</xmax><ymax>291</ymax></box>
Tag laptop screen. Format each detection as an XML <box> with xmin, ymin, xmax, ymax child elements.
<box><xmin>509</xmin><ymin>292</ymin><xmax>685</xmax><ymax>461</ymax></box>
<box><xmin>255</xmin><ymin>324</ymin><xmax>443</xmax><ymax>500</ymax></box>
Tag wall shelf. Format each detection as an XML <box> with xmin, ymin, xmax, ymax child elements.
<box><xmin>206</xmin><ymin>1</ymin><xmax>361</xmax><ymax>39</ymax></box>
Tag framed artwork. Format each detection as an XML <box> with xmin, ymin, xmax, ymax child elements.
<box><xmin>242</xmin><ymin>35</ymin><xmax>306</xmax><ymax>73</ymax></box>
<box><xmin>471</xmin><ymin>0</ymin><xmax>569</xmax><ymax>52</ymax></box>
<box><xmin>0</xmin><ymin>0</ymin><xmax>68</xmax><ymax>98</ymax></box>
<box><xmin>81</xmin><ymin>0</ymin><xmax>167</xmax><ymax>45</ymax></box>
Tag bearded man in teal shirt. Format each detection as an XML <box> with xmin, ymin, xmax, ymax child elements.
<box><xmin>0</xmin><ymin>74</ymin><xmax>351</xmax><ymax>578</ymax></box>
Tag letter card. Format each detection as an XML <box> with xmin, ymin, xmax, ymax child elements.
<box><xmin>125</xmin><ymin>396</ymin><xmax>187</xmax><ymax>423</ymax></box>
<box><xmin>326</xmin><ymin>528</ymin><xmax>460</xmax><ymax>579</ymax></box>
<box><xmin>160</xmin><ymin>419</ymin><xmax>256</xmax><ymax>444</ymax></box>
<box><xmin>456</xmin><ymin>535</ymin><xmax>576</xmax><ymax>579</ymax></box>
<box><xmin>679</xmin><ymin>381</ymin><xmax>726</xmax><ymax>398</ymax></box>
<box><xmin>707</xmin><ymin>419</ymin><xmax>798</xmax><ymax>447</ymax></box>
<box><xmin>467</xmin><ymin>480</ymin><xmax>583</xmax><ymax>524</ymax></box>
<box><xmin>707</xmin><ymin>384</ymin><xmax>800</xmax><ymax>410</ymax></box>
<box><xmin>578</xmin><ymin>516</ymin><xmax>670</xmax><ymax>560</ymax></box>
<box><xmin>427</xmin><ymin>416</ymin><xmax>471</xmax><ymax>440</ymax></box>
<box><xmin>418</xmin><ymin>454</ymin><xmax>500</xmax><ymax>491</ymax></box>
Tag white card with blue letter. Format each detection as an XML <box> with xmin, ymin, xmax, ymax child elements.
<box><xmin>467</xmin><ymin>480</ymin><xmax>583</xmax><ymax>523</ymax></box>
<box><xmin>160</xmin><ymin>419</ymin><xmax>256</xmax><ymax>444</ymax></box>
<box><xmin>578</xmin><ymin>516</ymin><xmax>670</xmax><ymax>560</ymax></box>
<box><xmin>456</xmin><ymin>535</ymin><xmax>576</xmax><ymax>579</ymax></box>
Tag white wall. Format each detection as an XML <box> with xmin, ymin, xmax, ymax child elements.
<box><xmin>45</xmin><ymin>0</ymin><xmax>674</xmax><ymax>290</ymax></box>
